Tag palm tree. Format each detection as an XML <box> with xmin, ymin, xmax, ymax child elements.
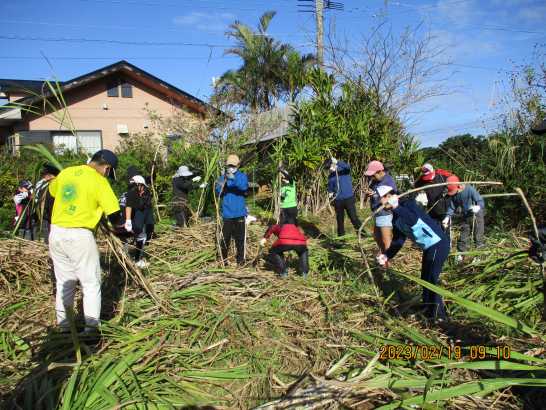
<box><xmin>213</xmin><ymin>11</ymin><xmax>315</xmax><ymax>112</ymax></box>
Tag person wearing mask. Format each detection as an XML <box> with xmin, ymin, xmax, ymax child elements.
<box><xmin>34</xmin><ymin>163</ymin><xmax>60</xmax><ymax>243</ymax></box>
<box><xmin>445</xmin><ymin>175</ymin><xmax>485</xmax><ymax>262</ymax></box>
<box><xmin>375</xmin><ymin>185</ymin><xmax>450</xmax><ymax>322</ymax></box>
<box><xmin>215</xmin><ymin>154</ymin><xmax>249</xmax><ymax>265</ymax></box>
<box><xmin>260</xmin><ymin>222</ymin><xmax>309</xmax><ymax>278</ymax></box>
<box><xmin>414</xmin><ymin>163</ymin><xmax>453</xmax><ymax>233</ymax></box>
<box><xmin>278</xmin><ymin>166</ymin><xmax>298</xmax><ymax>225</ymax></box>
<box><xmin>13</xmin><ymin>179</ymin><xmax>36</xmax><ymax>240</ymax></box>
<box><xmin>326</xmin><ymin>157</ymin><xmax>362</xmax><ymax>237</ymax></box>
<box><xmin>172</xmin><ymin>165</ymin><xmax>202</xmax><ymax>227</ymax></box>
<box><xmin>124</xmin><ymin>175</ymin><xmax>155</xmax><ymax>268</ymax></box>
<box><xmin>48</xmin><ymin>149</ymin><xmax>122</xmax><ymax>333</ymax></box>
<box><xmin>364</xmin><ymin>160</ymin><xmax>398</xmax><ymax>253</ymax></box>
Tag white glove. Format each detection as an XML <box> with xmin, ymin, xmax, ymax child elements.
<box><xmin>328</xmin><ymin>192</ymin><xmax>334</xmax><ymax>199</ymax></box>
<box><xmin>192</xmin><ymin>176</ymin><xmax>202</xmax><ymax>182</ymax></box>
<box><xmin>246</xmin><ymin>215</ymin><xmax>257</xmax><ymax>225</ymax></box>
<box><xmin>442</xmin><ymin>216</ymin><xmax>450</xmax><ymax>229</ymax></box>
<box><xmin>470</xmin><ymin>205</ymin><xmax>480</xmax><ymax>214</ymax></box>
<box><xmin>415</xmin><ymin>192</ymin><xmax>428</xmax><ymax>206</ymax></box>
<box><xmin>14</xmin><ymin>191</ymin><xmax>29</xmax><ymax>204</ymax></box>
<box><xmin>14</xmin><ymin>216</ymin><xmax>19</xmax><ymax>223</ymax></box>
<box><xmin>259</xmin><ymin>238</ymin><xmax>267</xmax><ymax>247</ymax></box>
<box><xmin>331</xmin><ymin>157</ymin><xmax>338</xmax><ymax>165</ymax></box>
<box><xmin>376</xmin><ymin>254</ymin><xmax>388</xmax><ymax>267</ymax></box>
<box><xmin>124</xmin><ymin>220</ymin><xmax>133</xmax><ymax>232</ymax></box>
<box><xmin>199</xmin><ymin>183</ymin><xmax>206</xmax><ymax>189</ymax></box>
<box><xmin>330</xmin><ymin>165</ymin><xmax>337</xmax><ymax>173</ymax></box>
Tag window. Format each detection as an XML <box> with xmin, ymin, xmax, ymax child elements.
<box><xmin>52</xmin><ymin>131</ymin><xmax>102</xmax><ymax>155</ymax></box>
<box><xmin>107</xmin><ymin>80</ymin><xmax>119</xmax><ymax>97</ymax></box>
<box><xmin>121</xmin><ymin>81</ymin><xmax>133</xmax><ymax>98</ymax></box>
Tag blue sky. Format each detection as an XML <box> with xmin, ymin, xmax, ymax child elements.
<box><xmin>1</xmin><ymin>0</ymin><xmax>545</xmax><ymax>146</ymax></box>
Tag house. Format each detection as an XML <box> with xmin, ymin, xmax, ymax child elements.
<box><xmin>0</xmin><ymin>60</ymin><xmax>222</xmax><ymax>155</ymax></box>
<box><xmin>241</xmin><ymin>105</ymin><xmax>293</xmax><ymax>147</ymax></box>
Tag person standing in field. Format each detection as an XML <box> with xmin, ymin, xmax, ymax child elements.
<box><xmin>124</xmin><ymin>175</ymin><xmax>155</xmax><ymax>268</ymax></box>
<box><xmin>260</xmin><ymin>222</ymin><xmax>309</xmax><ymax>278</ymax></box>
<box><xmin>172</xmin><ymin>165</ymin><xmax>202</xmax><ymax>227</ymax></box>
<box><xmin>34</xmin><ymin>163</ymin><xmax>60</xmax><ymax>243</ymax></box>
<box><xmin>414</xmin><ymin>163</ymin><xmax>453</xmax><ymax>234</ymax></box>
<box><xmin>375</xmin><ymin>185</ymin><xmax>450</xmax><ymax>321</ymax></box>
<box><xmin>445</xmin><ymin>175</ymin><xmax>486</xmax><ymax>263</ymax></box>
<box><xmin>48</xmin><ymin>149</ymin><xmax>122</xmax><ymax>332</ymax></box>
<box><xmin>326</xmin><ymin>157</ymin><xmax>362</xmax><ymax>237</ymax></box>
<box><xmin>278</xmin><ymin>166</ymin><xmax>298</xmax><ymax>224</ymax></box>
<box><xmin>364</xmin><ymin>160</ymin><xmax>398</xmax><ymax>253</ymax></box>
<box><xmin>13</xmin><ymin>179</ymin><xmax>36</xmax><ymax>240</ymax></box>
<box><xmin>215</xmin><ymin>154</ymin><xmax>249</xmax><ymax>265</ymax></box>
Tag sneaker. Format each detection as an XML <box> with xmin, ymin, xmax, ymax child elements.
<box><xmin>135</xmin><ymin>260</ymin><xmax>149</xmax><ymax>268</ymax></box>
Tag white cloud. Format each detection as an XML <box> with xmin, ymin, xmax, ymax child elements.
<box><xmin>173</xmin><ymin>12</ymin><xmax>236</xmax><ymax>33</ymax></box>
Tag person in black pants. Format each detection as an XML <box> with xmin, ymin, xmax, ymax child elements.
<box><xmin>172</xmin><ymin>165</ymin><xmax>202</xmax><ymax>227</ymax></box>
<box><xmin>326</xmin><ymin>158</ymin><xmax>362</xmax><ymax>236</ymax></box>
<box><xmin>124</xmin><ymin>175</ymin><xmax>155</xmax><ymax>268</ymax></box>
<box><xmin>260</xmin><ymin>223</ymin><xmax>309</xmax><ymax>278</ymax></box>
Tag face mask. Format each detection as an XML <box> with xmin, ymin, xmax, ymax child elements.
<box><xmin>227</xmin><ymin>166</ymin><xmax>237</xmax><ymax>174</ymax></box>
<box><xmin>387</xmin><ymin>195</ymin><xmax>399</xmax><ymax>208</ymax></box>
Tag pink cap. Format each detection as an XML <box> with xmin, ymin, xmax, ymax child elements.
<box><xmin>365</xmin><ymin>160</ymin><xmax>384</xmax><ymax>176</ymax></box>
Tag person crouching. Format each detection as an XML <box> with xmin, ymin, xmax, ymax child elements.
<box><xmin>124</xmin><ymin>175</ymin><xmax>155</xmax><ymax>268</ymax></box>
<box><xmin>375</xmin><ymin>185</ymin><xmax>450</xmax><ymax>322</ymax></box>
<box><xmin>260</xmin><ymin>223</ymin><xmax>309</xmax><ymax>278</ymax></box>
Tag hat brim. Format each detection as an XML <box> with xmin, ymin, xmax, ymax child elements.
<box><xmin>365</xmin><ymin>169</ymin><xmax>378</xmax><ymax>176</ymax></box>
<box><xmin>421</xmin><ymin>173</ymin><xmax>434</xmax><ymax>182</ymax></box>
<box><xmin>180</xmin><ymin>171</ymin><xmax>193</xmax><ymax>177</ymax></box>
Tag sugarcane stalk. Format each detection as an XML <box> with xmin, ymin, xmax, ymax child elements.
<box><xmin>150</xmin><ymin>141</ymin><xmax>162</xmax><ymax>222</ymax></box>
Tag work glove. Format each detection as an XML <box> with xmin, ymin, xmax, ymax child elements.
<box><xmin>14</xmin><ymin>216</ymin><xmax>19</xmax><ymax>223</ymax></box>
<box><xmin>328</xmin><ymin>192</ymin><xmax>334</xmax><ymax>199</ymax></box>
<box><xmin>192</xmin><ymin>176</ymin><xmax>202</xmax><ymax>182</ymax></box>
<box><xmin>331</xmin><ymin>157</ymin><xmax>338</xmax><ymax>165</ymax></box>
<box><xmin>14</xmin><ymin>191</ymin><xmax>29</xmax><ymax>204</ymax></box>
<box><xmin>246</xmin><ymin>215</ymin><xmax>257</xmax><ymax>225</ymax></box>
<box><xmin>124</xmin><ymin>219</ymin><xmax>133</xmax><ymax>232</ymax></box>
<box><xmin>442</xmin><ymin>216</ymin><xmax>450</xmax><ymax>229</ymax></box>
<box><xmin>387</xmin><ymin>194</ymin><xmax>399</xmax><ymax>209</ymax></box>
<box><xmin>376</xmin><ymin>253</ymin><xmax>389</xmax><ymax>267</ymax></box>
<box><xmin>259</xmin><ymin>238</ymin><xmax>267</xmax><ymax>247</ymax></box>
<box><xmin>470</xmin><ymin>205</ymin><xmax>480</xmax><ymax>214</ymax></box>
<box><xmin>415</xmin><ymin>192</ymin><xmax>429</xmax><ymax>207</ymax></box>
<box><xmin>199</xmin><ymin>183</ymin><xmax>207</xmax><ymax>189</ymax></box>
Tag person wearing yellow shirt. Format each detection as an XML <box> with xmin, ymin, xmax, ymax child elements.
<box><xmin>48</xmin><ymin>149</ymin><xmax>122</xmax><ymax>333</ymax></box>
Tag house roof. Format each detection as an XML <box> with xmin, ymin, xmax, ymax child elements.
<box><xmin>242</xmin><ymin>105</ymin><xmax>294</xmax><ymax>146</ymax></box>
<box><xmin>0</xmin><ymin>79</ymin><xmax>49</xmax><ymax>94</ymax></box>
<box><xmin>0</xmin><ymin>60</ymin><xmax>224</xmax><ymax>117</ymax></box>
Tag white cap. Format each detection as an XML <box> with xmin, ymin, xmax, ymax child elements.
<box><xmin>131</xmin><ymin>175</ymin><xmax>147</xmax><ymax>186</ymax></box>
<box><xmin>174</xmin><ymin>165</ymin><xmax>193</xmax><ymax>178</ymax></box>
<box><xmin>422</xmin><ymin>163</ymin><xmax>434</xmax><ymax>175</ymax></box>
<box><xmin>376</xmin><ymin>185</ymin><xmax>394</xmax><ymax>198</ymax></box>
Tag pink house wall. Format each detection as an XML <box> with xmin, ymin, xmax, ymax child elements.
<box><xmin>15</xmin><ymin>75</ymin><xmax>204</xmax><ymax>150</ymax></box>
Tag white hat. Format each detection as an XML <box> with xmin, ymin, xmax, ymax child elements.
<box><xmin>422</xmin><ymin>163</ymin><xmax>434</xmax><ymax>175</ymax></box>
<box><xmin>131</xmin><ymin>175</ymin><xmax>147</xmax><ymax>186</ymax></box>
<box><xmin>376</xmin><ymin>185</ymin><xmax>394</xmax><ymax>198</ymax></box>
<box><xmin>174</xmin><ymin>165</ymin><xmax>193</xmax><ymax>178</ymax></box>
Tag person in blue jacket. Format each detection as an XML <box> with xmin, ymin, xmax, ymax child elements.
<box><xmin>375</xmin><ymin>185</ymin><xmax>450</xmax><ymax>321</ymax></box>
<box><xmin>326</xmin><ymin>157</ymin><xmax>362</xmax><ymax>236</ymax></box>
<box><xmin>215</xmin><ymin>154</ymin><xmax>249</xmax><ymax>265</ymax></box>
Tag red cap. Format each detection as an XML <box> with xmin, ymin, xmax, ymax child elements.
<box><xmin>365</xmin><ymin>160</ymin><xmax>384</xmax><ymax>176</ymax></box>
<box><xmin>446</xmin><ymin>175</ymin><xmax>461</xmax><ymax>196</ymax></box>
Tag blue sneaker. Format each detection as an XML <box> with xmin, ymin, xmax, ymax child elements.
<box><xmin>279</xmin><ymin>271</ymin><xmax>288</xmax><ymax>278</ymax></box>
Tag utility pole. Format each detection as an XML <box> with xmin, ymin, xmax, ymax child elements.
<box><xmin>297</xmin><ymin>0</ymin><xmax>343</xmax><ymax>69</ymax></box>
<box><xmin>315</xmin><ymin>0</ymin><xmax>324</xmax><ymax>68</ymax></box>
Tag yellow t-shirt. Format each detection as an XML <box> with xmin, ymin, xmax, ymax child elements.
<box><xmin>49</xmin><ymin>165</ymin><xmax>120</xmax><ymax>229</ymax></box>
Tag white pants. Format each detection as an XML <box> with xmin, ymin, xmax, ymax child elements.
<box><xmin>49</xmin><ymin>224</ymin><xmax>101</xmax><ymax>329</ymax></box>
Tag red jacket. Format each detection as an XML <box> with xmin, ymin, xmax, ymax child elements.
<box><xmin>264</xmin><ymin>224</ymin><xmax>307</xmax><ymax>247</ymax></box>
<box><xmin>418</xmin><ymin>168</ymin><xmax>452</xmax><ymax>183</ymax></box>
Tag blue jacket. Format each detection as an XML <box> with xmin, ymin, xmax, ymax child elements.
<box><xmin>327</xmin><ymin>161</ymin><xmax>354</xmax><ymax>201</ymax></box>
<box><xmin>215</xmin><ymin>171</ymin><xmax>248</xmax><ymax>219</ymax></box>
<box><xmin>386</xmin><ymin>199</ymin><xmax>449</xmax><ymax>259</ymax></box>
<box><xmin>370</xmin><ymin>173</ymin><xmax>398</xmax><ymax>217</ymax></box>
<box><xmin>447</xmin><ymin>185</ymin><xmax>484</xmax><ymax>217</ymax></box>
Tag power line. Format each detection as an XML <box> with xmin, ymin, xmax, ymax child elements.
<box><xmin>0</xmin><ymin>34</ymin><xmax>230</xmax><ymax>48</ymax></box>
<box><xmin>0</xmin><ymin>55</ymin><xmax>238</xmax><ymax>61</ymax></box>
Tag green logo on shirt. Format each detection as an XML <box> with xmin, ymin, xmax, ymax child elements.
<box><xmin>61</xmin><ymin>183</ymin><xmax>77</xmax><ymax>202</ymax></box>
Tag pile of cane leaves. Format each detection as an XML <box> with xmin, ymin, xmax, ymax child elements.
<box><xmin>1</xmin><ymin>217</ymin><xmax>546</xmax><ymax>409</ymax></box>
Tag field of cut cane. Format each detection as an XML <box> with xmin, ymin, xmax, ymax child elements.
<box><xmin>1</xmin><ymin>214</ymin><xmax>546</xmax><ymax>409</ymax></box>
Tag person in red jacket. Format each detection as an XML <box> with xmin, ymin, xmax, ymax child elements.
<box><xmin>260</xmin><ymin>223</ymin><xmax>309</xmax><ymax>278</ymax></box>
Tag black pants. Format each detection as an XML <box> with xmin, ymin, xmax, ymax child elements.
<box><xmin>133</xmin><ymin>208</ymin><xmax>155</xmax><ymax>261</ymax></box>
<box><xmin>280</xmin><ymin>207</ymin><xmax>298</xmax><ymax>225</ymax></box>
<box><xmin>334</xmin><ymin>196</ymin><xmax>361</xmax><ymax>236</ymax></box>
<box><xmin>421</xmin><ymin>241</ymin><xmax>449</xmax><ymax>319</ymax></box>
<box><xmin>266</xmin><ymin>245</ymin><xmax>309</xmax><ymax>276</ymax></box>
<box><xmin>174</xmin><ymin>206</ymin><xmax>190</xmax><ymax>227</ymax></box>
<box><xmin>220</xmin><ymin>217</ymin><xmax>246</xmax><ymax>264</ymax></box>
